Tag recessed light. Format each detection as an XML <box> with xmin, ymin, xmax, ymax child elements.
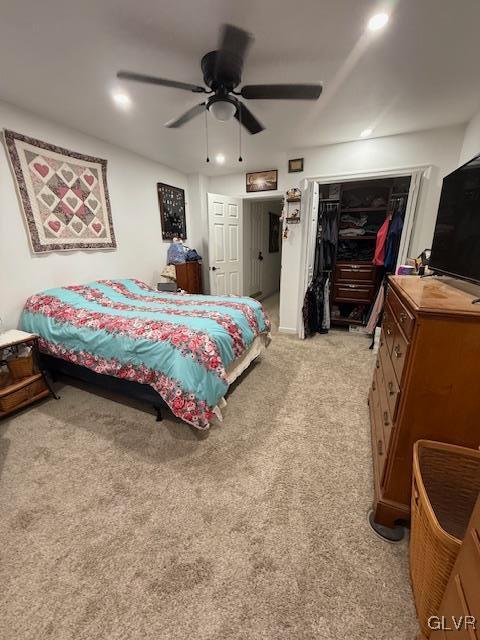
<box><xmin>360</xmin><ymin>128</ymin><xmax>373</xmax><ymax>138</ymax></box>
<box><xmin>215</xmin><ymin>153</ymin><xmax>225</xmax><ymax>164</ymax></box>
<box><xmin>367</xmin><ymin>12</ymin><xmax>389</xmax><ymax>31</ymax></box>
<box><xmin>111</xmin><ymin>90</ymin><xmax>132</xmax><ymax>109</ymax></box>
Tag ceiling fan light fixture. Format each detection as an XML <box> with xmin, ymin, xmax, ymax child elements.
<box><xmin>208</xmin><ymin>99</ymin><xmax>237</xmax><ymax>122</ymax></box>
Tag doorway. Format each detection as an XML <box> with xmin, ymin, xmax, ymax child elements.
<box><xmin>243</xmin><ymin>197</ymin><xmax>283</xmax><ymax>300</ymax></box>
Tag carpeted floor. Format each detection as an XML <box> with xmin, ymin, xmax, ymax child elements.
<box><xmin>0</xmin><ymin>294</ymin><xmax>418</xmax><ymax>639</ymax></box>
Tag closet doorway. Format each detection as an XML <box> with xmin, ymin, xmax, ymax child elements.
<box><xmin>299</xmin><ymin>167</ymin><xmax>425</xmax><ymax>338</ymax></box>
<box><xmin>243</xmin><ymin>197</ymin><xmax>283</xmax><ymax>300</ymax></box>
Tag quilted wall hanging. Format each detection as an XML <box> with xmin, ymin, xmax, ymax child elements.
<box><xmin>4</xmin><ymin>129</ymin><xmax>116</xmax><ymax>253</ymax></box>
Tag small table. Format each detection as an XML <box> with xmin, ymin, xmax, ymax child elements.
<box><xmin>0</xmin><ymin>330</ymin><xmax>57</xmax><ymax>418</ymax></box>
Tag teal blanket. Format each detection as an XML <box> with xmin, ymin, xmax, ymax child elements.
<box><xmin>21</xmin><ymin>279</ymin><xmax>270</xmax><ymax>428</ymax></box>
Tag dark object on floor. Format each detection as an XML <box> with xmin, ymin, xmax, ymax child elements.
<box><xmin>157</xmin><ymin>282</ymin><xmax>177</xmax><ymax>292</ymax></box>
<box><xmin>368</xmin><ymin>276</ymin><xmax>480</xmax><ymax>531</ymax></box>
<box><xmin>41</xmin><ymin>354</ymin><xmax>167</xmax><ymax>422</ymax></box>
<box><xmin>367</xmin><ymin>509</ymin><xmax>405</xmax><ymax>543</ymax></box>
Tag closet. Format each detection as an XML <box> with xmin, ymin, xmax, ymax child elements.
<box><xmin>303</xmin><ymin>175</ymin><xmax>411</xmax><ymax>334</ymax></box>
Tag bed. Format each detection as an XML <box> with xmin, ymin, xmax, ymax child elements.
<box><xmin>20</xmin><ymin>279</ymin><xmax>271</xmax><ymax>429</ymax></box>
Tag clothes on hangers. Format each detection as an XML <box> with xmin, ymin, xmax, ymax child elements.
<box><xmin>384</xmin><ymin>213</ymin><xmax>404</xmax><ymax>272</ymax></box>
<box><xmin>373</xmin><ymin>215</ymin><xmax>391</xmax><ymax>266</ymax></box>
<box><xmin>303</xmin><ymin>202</ymin><xmax>338</xmax><ymax>336</ymax></box>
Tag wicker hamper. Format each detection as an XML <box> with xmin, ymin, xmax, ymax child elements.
<box><xmin>7</xmin><ymin>354</ymin><xmax>33</xmax><ymax>380</ymax></box>
<box><xmin>410</xmin><ymin>440</ymin><xmax>480</xmax><ymax>637</ymax></box>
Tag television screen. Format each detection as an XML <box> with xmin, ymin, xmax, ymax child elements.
<box><xmin>430</xmin><ymin>154</ymin><xmax>480</xmax><ymax>284</ymax></box>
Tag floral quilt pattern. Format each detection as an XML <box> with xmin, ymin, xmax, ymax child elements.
<box><xmin>21</xmin><ymin>279</ymin><xmax>270</xmax><ymax>428</ymax></box>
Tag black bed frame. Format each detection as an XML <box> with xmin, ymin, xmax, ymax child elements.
<box><xmin>41</xmin><ymin>354</ymin><xmax>168</xmax><ymax>422</ymax></box>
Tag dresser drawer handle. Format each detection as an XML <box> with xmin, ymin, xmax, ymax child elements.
<box><xmin>372</xmin><ymin>381</ymin><xmax>376</xmax><ymax>391</ymax></box>
<box><xmin>383</xmin><ymin>411</ymin><xmax>389</xmax><ymax>426</ymax></box>
<box><xmin>399</xmin><ymin>312</ymin><xmax>407</xmax><ymax>323</ymax></box>
<box><xmin>388</xmin><ymin>381</ymin><xmax>394</xmax><ymax>395</ymax></box>
<box><xmin>377</xmin><ymin>439</ymin><xmax>383</xmax><ymax>455</ymax></box>
<box><xmin>386</xmin><ymin>327</ymin><xmax>392</xmax><ymax>336</ymax></box>
<box><xmin>394</xmin><ymin>345</ymin><xmax>402</xmax><ymax>358</ymax></box>
<box><xmin>351</xmin><ymin>265</ymin><xmax>360</xmax><ymax>270</ymax></box>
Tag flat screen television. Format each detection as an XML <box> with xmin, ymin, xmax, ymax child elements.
<box><xmin>430</xmin><ymin>153</ymin><xmax>480</xmax><ymax>285</ymax></box>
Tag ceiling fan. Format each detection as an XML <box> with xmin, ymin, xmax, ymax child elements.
<box><xmin>117</xmin><ymin>24</ymin><xmax>323</xmax><ymax>135</ymax></box>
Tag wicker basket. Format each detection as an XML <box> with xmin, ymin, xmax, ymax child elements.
<box><xmin>410</xmin><ymin>440</ymin><xmax>480</xmax><ymax>637</ymax></box>
<box><xmin>7</xmin><ymin>354</ymin><xmax>34</xmax><ymax>380</ymax></box>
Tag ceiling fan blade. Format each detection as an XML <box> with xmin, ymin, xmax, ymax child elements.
<box><xmin>117</xmin><ymin>71</ymin><xmax>206</xmax><ymax>93</ymax></box>
<box><xmin>215</xmin><ymin>24</ymin><xmax>253</xmax><ymax>80</ymax></box>
<box><xmin>241</xmin><ymin>84</ymin><xmax>323</xmax><ymax>100</ymax></box>
<box><xmin>234</xmin><ymin>102</ymin><xmax>264</xmax><ymax>135</ymax></box>
<box><xmin>165</xmin><ymin>102</ymin><xmax>206</xmax><ymax>128</ymax></box>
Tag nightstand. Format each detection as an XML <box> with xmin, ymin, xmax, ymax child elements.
<box><xmin>0</xmin><ymin>330</ymin><xmax>57</xmax><ymax>418</ymax></box>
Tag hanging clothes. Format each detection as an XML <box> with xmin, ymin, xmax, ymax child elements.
<box><xmin>384</xmin><ymin>213</ymin><xmax>404</xmax><ymax>272</ymax></box>
<box><xmin>373</xmin><ymin>215</ymin><xmax>391</xmax><ymax>266</ymax></box>
<box><xmin>303</xmin><ymin>203</ymin><xmax>338</xmax><ymax>336</ymax></box>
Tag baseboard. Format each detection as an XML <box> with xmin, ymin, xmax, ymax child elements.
<box><xmin>278</xmin><ymin>326</ymin><xmax>298</xmax><ymax>335</ymax></box>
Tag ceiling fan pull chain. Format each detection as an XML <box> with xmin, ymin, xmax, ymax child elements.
<box><xmin>238</xmin><ymin>107</ymin><xmax>243</xmax><ymax>162</ymax></box>
<box><xmin>205</xmin><ymin>108</ymin><xmax>210</xmax><ymax>163</ymax></box>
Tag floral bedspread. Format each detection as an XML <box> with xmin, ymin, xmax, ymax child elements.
<box><xmin>21</xmin><ymin>279</ymin><xmax>271</xmax><ymax>428</ymax></box>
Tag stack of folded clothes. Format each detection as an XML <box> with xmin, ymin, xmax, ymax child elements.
<box><xmin>339</xmin><ymin>214</ymin><xmax>367</xmax><ymax>237</ymax></box>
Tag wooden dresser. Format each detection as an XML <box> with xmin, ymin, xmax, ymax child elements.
<box><xmin>429</xmin><ymin>495</ymin><xmax>480</xmax><ymax>639</ymax></box>
<box><xmin>369</xmin><ymin>276</ymin><xmax>480</xmax><ymax>529</ymax></box>
<box><xmin>175</xmin><ymin>261</ymin><xmax>202</xmax><ymax>294</ymax></box>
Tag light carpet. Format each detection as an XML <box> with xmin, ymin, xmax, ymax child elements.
<box><xmin>0</xmin><ymin>294</ymin><xmax>418</xmax><ymax>639</ymax></box>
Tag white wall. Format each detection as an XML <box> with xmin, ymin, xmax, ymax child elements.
<box><xmin>243</xmin><ymin>198</ymin><xmax>282</xmax><ymax>299</ymax></box>
<box><xmin>0</xmin><ymin>100</ymin><xmax>194</xmax><ymax>330</ymax></box>
<box><xmin>459</xmin><ymin>108</ymin><xmax>480</xmax><ymax>165</ymax></box>
<box><xmin>210</xmin><ymin>125</ymin><xmax>465</xmax><ymax>332</ymax></box>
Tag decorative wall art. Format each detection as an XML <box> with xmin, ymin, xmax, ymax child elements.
<box><xmin>288</xmin><ymin>157</ymin><xmax>304</xmax><ymax>173</ymax></box>
<box><xmin>246</xmin><ymin>169</ymin><xmax>278</xmax><ymax>193</ymax></box>
<box><xmin>4</xmin><ymin>130</ymin><xmax>116</xmax><ymax>253</ymax></box>
<box><xmin>269</xmin><ymin>212</ymin><xmax>280</xmax><ymax>253</ymax></box>
<box><xmin>157</xmin><ymin>183</ymin><xmax>187</xmax><ymax>240</ymax></box>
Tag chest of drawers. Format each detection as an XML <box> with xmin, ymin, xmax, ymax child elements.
<box><xmin>369</xmin><ymin>276</ymin><xmax>480</xmax><ymax>529</ymax></box>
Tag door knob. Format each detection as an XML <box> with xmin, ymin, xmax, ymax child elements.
<box><xmin>258</xmin><ymin>251</ymin><xmax>264</xmax><ymax>261</ymax></box>
<box><xmin>211</xmin><ymin>266</ymin><xmax>218</xmax><ymax>271</ymax></box>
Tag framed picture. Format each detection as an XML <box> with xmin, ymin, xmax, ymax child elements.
<box><xmin>269</xmin><ymin>213</ymin><xmax>280</xmax><ymax>253</ymax></box>
<box><xmin>246</xmin><ymin>169</ymin><xmax>278</xmax><ymax>193</ymax></box>
<box><xmin>157</xmin><ymin>183</ymin><xmax>187</xmax><ymax>240</ymax></box>
<box><xmin>288</xmin><ymin>157</ymin><xmax>304</xmax><ymax>173</ymax></box>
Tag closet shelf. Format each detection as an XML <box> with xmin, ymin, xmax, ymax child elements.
<box><xmin>338</xmin><ymin>235</ymin><xmax>377</xmax><ymax>241</ymax></box>
<box><xmin>331</xmin><ymin>316</ymin><xmax>364</xmax><ymax>326</ymax></box>
<box><xmin>340</xmin><ymin>206</ymin><xmax>388</xmax><ymax>213</ymax></box>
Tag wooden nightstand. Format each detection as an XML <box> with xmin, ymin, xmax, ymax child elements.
<box><xmin>0</xmin><ymin>330</ymin><xmax>57</xmax><ymax>418</ymax></box>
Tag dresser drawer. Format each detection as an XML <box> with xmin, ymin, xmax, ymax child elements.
<box><xmin>391</xmin><ymin>322</ymin><xmax>409</xmax><ymax>383</ymax></box>
<box><xmin>387</xmin><ymin>286</ymin><xmax>415</xmax><ymax>340</ymax></box>
<box><xmin>333</xmin><ymin>282</ymin><xmax>375</xmax><ymax>304</ymax></box>
<box><xmin>382</xmin><ymin>303</ymin><xmax>396</xmax><ymax>355</ymax></box>
<box><xmin>370</xmin><ymin>368</ymin><xmax>387</xmax><ymax>480</ymax></box>
<box><xmin>335</xmin><ymin>262</ymin><xmax>376</xmax><ymax>283</ymax></box>
<box><xmin>379</xmin><ymin>337</ymin><xmax>400</xmax><ymax>419</ymax></box>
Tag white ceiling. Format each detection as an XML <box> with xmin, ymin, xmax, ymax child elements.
<box><xmin>1</xmin><ymin>0</ymin><xmax>480</xmax><ymax>175</ymax></box>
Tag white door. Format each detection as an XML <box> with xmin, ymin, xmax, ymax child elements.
<box><xmin>207</xmin><ymin>193</ymin><xmax>243</xmax><ymax>296</ymax></box>
<box><xmin>250</xmin><ymin>202</ymin><xmax>263</xmax><ymax>296</ymax></box>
